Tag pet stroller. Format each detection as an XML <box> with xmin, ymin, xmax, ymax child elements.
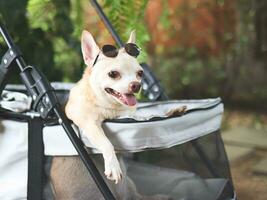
<box><xmin>0</xmin><ymin>0</ymin><xmax>236</xmax><ymax>199</ymax></box>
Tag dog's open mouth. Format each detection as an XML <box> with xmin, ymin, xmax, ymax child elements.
<box><xmin>105</xmin><ymin>88</ymin><xmax>137</xmax><ymax>106</ymax></box>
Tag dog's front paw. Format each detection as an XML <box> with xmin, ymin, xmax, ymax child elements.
<box><xmin>166</xmin><ymin>105</ymin><xmax>187</xmax><ymax>117</ymax></box>
<box><xmin>104</xmin><ymin>153</ymin><xmax>122</xmax><ymax>184</ymax></box>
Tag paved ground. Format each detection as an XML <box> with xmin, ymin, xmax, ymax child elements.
<box><xmin>230</xmin><ymin>150</ymin><xmax>267</xmax><ymax>200</ymax></box>
<box><xmin>222</xmin><ymin>110</ymin><xmax>267</xmax><ymax>200</ymax></box>
<box><xmin>223</xmin><ymin>127</ymin><xmax>267</xmax><ymax>149</ymax></box>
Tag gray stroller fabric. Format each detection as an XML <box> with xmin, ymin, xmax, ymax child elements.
<box><xmin>0</xmin><ymin>90</ymin><xmax>32</xmax><ymax>112</ymax></box>
<box><xmin>0</xmin><ymin>90</ymin><xmax>223</xmax><ymax>155</ymax></box>
<box><xmin>43</xmin><ymin>98</ymin><xmax>223</xmax><ymax>155</ymax></box>
<box><xmin>125</xmin><ymin>159</ymin><xmax>230</xmax><ymax>200</ymax></box>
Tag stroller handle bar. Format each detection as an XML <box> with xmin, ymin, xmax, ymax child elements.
<box><xmin>90</xmin><ymin>0</ymin><xmax>124</xmax><ymax>47</ymax></box>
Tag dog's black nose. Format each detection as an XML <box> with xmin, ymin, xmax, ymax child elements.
<box><xmin>129</xmin><ymin>81</ymin><xmax>141</xmax><ymax>93</ymax></box>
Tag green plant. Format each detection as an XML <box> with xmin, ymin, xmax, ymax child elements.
<box><xmin>102</xmin><ymin>0</ymin><xmax>150</xmax><ymax>62</ymax></box>
<box><xmin>27</xmin><ymin>0</ymin><xmax>83</xmax><ymax>82</ymax></box>
<box><xmin>1</xmin><ymin>0</ymin><xmax>150</xmax><ymax>82</ymax></box>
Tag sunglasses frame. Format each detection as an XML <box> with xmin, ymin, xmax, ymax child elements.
<box><xmin>92</xmin><ymin>43</ymin><xmax>141</xmax><ymax>66</ymax></box>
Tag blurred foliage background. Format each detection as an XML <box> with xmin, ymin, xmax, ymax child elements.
<box><xmin>0</xmin><ymin>0</ymin><xmax>266</xmax><ymax>110</ymax></box>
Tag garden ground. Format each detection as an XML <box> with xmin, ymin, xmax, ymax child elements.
<box><xmin>222</xmin><ymin>109</ymin><xmax>267</xmax><ymax>200</ymax></box>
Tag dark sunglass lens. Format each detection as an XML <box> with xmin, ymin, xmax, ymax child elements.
<box><xmin>102</xmin><ymin>45</ymin><xmax>118</xmax><ymax>57</ymax></box>
<box><xmin>124</xmin><ymin>43</ymin><xmax>140</xmax><ymax>57</ymax></box>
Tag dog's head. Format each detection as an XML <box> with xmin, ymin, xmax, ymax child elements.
<box><xmin>81</xmin><ymin>30</ymin><xmax>143</xmax><ymax>108</ymax></box>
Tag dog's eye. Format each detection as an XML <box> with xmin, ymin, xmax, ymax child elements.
<box><xmin>108</xmin><ymin>70</ymin><xmax>120</xmax><ymax>79</ymax></box>
<box><xmin>137</xmin><ymin>70</ymin><xmax>144</xmax><ymax>78</ymax></box>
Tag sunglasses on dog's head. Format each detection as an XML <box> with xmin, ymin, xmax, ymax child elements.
<box><xmin>93</xmin><ymin>43</ymin><xmax>141</xmax><ymax>66</ymax></box>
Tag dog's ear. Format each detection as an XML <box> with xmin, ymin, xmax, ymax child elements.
<box><xmin>127</xmin><ymin>30</ymin><xmax>136</xmax><ymax>44</ymax></box>
<box><xmin>81</xmin><ymin>30</ymin><xmax>100</xmax><ymax>66</ymax></box>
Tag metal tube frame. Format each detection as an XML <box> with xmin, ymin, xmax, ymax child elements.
<box><xmin>90</xmin><ymin>0</ymin><xmax>124</xmax><ymax>47</ymax></box>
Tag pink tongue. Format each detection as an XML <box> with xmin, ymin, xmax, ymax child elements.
<box><xmin>122</xmin><ymin>94</ymin><xmax>137</xmax><ymax>106</ymax></box>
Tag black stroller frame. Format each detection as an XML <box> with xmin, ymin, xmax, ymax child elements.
<box><xmin>0</xmin><ymin>0</ymin><xmax>234</xmax><ymax>199</ymax></box>
<box><xmin>0</xmin><ymin>18</ymin><xmax>116</xmax><ymax>200</ymax></box>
